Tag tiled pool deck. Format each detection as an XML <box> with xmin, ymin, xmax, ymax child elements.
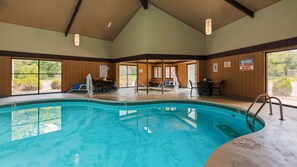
<box><xmin>0</xmin><ymin>88</ymin><xmax>296</xmax><ymax>167</ymax></box>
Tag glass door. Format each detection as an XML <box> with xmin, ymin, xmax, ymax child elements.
<box><xmin>267</xmin><ymin>49</ymin><xmax>297</xmax><ymax>106</ymax></box>
<box><xmin>187</xmin><ymin>64</ymin><xmax>197</xmax><ymax>88</ymax></box>
<box><xmin>119</xmin><ymin>65</ymin><xmax>137</xmax><ymax>88</ymax></box>
<box><xmin>128</xmin><ymin>66</ymin><xmax>137</xmax><ymax>87</ymax></box>
<box><xmin>119</xmin><ymin>65</ymin><xmax>128</xmax><ymax>88</ymax></box>
<box><xmin>12</xmin><ymin>59</ymin><xmax>62</xmax><ymax>95</ymax></box>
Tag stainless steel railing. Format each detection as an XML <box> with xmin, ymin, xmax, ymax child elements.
<box><xmin>246</xmin><ymin>94</ymin><xmax>284</xmax><ymax>130</ymax></box>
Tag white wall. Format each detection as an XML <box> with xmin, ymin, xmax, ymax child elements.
<box><xmin>0</xmin><ymin>22</ymin><xmax>112</xmax><ymax>58</ymax></box>
<box><xmin>207</xmin><ymin>0</ymin><xmax>297</xmax><ymax>54</ymax></box>
<box><xmin>112</xmin><ymin>4</ymin><xmax>206</xmax><ymax>58</ymax></box>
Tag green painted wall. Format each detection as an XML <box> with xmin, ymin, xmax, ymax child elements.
<box><xmin>207</xmin><ymin>0</ymin><xmax>297</xmax><ymax>54</ymax></box>
<box><xmin>112</xmin><ymin>4</ymin><xmax>206</xmax><ymax>58</ymax></box>
<box><xmin>112</xmin><ymin>7</ymin><xmax>147</xmax><ymax>58</ymax></box>
<box><xmin>0</xmin><ymin>22</ymin><xmax>112</xmax><ymax>58</ymax></box>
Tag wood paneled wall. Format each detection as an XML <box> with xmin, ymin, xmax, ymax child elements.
<box><xmin>197</xmin><ymin>60</ymin><xmax>207</xmax><ymax>82</ymax></box>
<box><xmin>138</xmin><ymin>64</ymin><xmax>151</xmax><ymax>86</ymax></box>
<box><xmin>206</xmin><ymin>52</ymin><xmax>265</xmax><ymax>99</ymax></box>
<box><xmin>177</xmin><ymin>63</ymin><xmax>187</xmax><ymax>88</ymax></box>
<box><xmin>0</xmin><ymin>56</ymin><xmax>12</xmax><ymax>97</ymax></box>
<box><xmin>62</xmin><ymin>60</ymin><xmax>114</xmax><ymax>92</ymax></box>
<box><xmin>0</xmin><ymin>56</ymin><xmax>114</xmax><ymax>97</ymax></box>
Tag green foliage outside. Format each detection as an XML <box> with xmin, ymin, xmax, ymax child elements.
<box><xmin>272</xmin><ymin>76</ymin><xmax>292</xmax><ymax>96</ymax></box>
<box><xmin>51</xmin><ymin>79</ymin><xmax>61</xmax><ymax>89</ymax></box>
<box><xmin>13</xmin><ymin>76</ymin><xmax>42</xmax><ymax>91</ymax></box>
<box><xmin>268</xmin><ymin>51</ymin><xmax>297</xmax><ymax>77</ymax></box>
<box><xmin>13</xmin><ymin>60</ymin><xmax>61</xmax><ymax>91</ymax></box>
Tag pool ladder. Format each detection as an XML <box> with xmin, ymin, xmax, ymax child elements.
<box><xmin>246</xmin><ymin>93</ymin><xmax>284</xmax><ymax>131</ymax></box>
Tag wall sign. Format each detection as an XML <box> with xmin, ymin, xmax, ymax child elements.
<box><xmin>100</xmin><ymin>65</ymin><xmax>108</xmax><ymax>77</ymax></box>
<box><xmin>139</xmin><ymin>69</ymin><xmax>143</xmax><ymax>73</ymax></box>
<box><xmin>240</xmin><ymin>59</ymin><xmax>254</xmax><ymax>71</ymax></box>
<box><xmin>213</xmin><ymin>63</ymin><xmax>218</xmax><ymax>72</ymax></box>
<box><xmin>224</xmin><ymin>61</ymin><xmax>231</xmax><ymax>68</ymax></box>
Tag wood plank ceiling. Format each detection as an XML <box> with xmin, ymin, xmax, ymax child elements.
<box><xmin>0</xmin><ymin>0</ymin><xmax>141</xmax><ymax>41</ymax></box>
<box><xmin>150</xmin><ymin>0</ymin><xmax>281</xmax><ymax>32</ymax></box>
<box><xmin>0</xmin><ymin>0</ymin><xmax>280</xmax><ymax>41</ymax></box>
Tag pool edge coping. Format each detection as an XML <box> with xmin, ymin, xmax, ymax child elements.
<box><xmin>0</xmin><ymin>97</ymin><xmax>265</xmax><ymax>127</ymax></box>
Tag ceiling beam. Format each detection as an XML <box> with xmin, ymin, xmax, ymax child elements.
<box><xmin>139</xmin><ymin>0</ymin><xmax>148</xmax><ymax>9</ymax></box>
<box><xmin>225</xmin><ymin>0</ymin><xmax>254</xmax><ymax>18</ymax></box>
<box><xmin>64</xmin><ymin>0</ymin><xmax>83</xmax><ymax>37</ymax></box>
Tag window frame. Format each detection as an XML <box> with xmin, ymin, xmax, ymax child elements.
<box><xmin>119</xmin><ymin>65</ymin><xmax>137</xmax><ymax>88</ymax></box>
<box><xmin>165</xmin><ymin>66</ymin><xmax>177</xmax><ymax>79</ymax></box>
<box><xmin>152</xmin><ymin>66</ymin><xmax>162</xmax><ymax>79</ymax></box>
<box><xmin>11</xmin><ymin>58</ymin><xmax>62</xmax><ymax>96</ymax></box>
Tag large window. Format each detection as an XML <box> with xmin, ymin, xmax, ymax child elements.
<box><xmin>119</xmin><ymin>65</ymin><xmax>137</xmax><ymax>88</ymax></box>
<box><xmin>267</xmin><ymin>49</ymin><xmax>297</xmax><ymax>106</ymax></box>
<box><xmin>153</xmin><ymin>66</ymin><xmax>162</xmax><ymax>79</ymax></box>
<box><xmin>165</xmin><ymin>66</ymin><xmax>177</xmax><ymax>78</ymax></box>
<box><xmin>12</xmin><ymin>59</ymin><xmax>62</xmax><ymax>95</ymax></box>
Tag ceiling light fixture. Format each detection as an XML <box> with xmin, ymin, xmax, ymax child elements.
<box><xmin>205</xmin><ymin>7</ymin><xmax>212</xmax><ymax>35</ymax></box>
<box><xmin>205</xmin><ymin>19</ymin><xmax>212</xmax><ymax>35</ymax></box>
<box><xmin>74</xmin><ymin>34</ymin><xmax>80</xmax><ymax>46</ymax></box>
<box><xmin>108</xmin><ymin>22</ymin><xmax>112</xmax><ymax>28</ymax></box>
<box><xmin>74</xmin><ymin>15</ymin><xmax>80</xmax><ymax>46</ymax></box>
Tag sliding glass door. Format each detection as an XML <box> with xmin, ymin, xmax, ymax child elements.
<box><xmin>267</xmin><ymin>49</ymin><xmax>297</xmax><ymax>106</ymax></box>
<box><xmin>12</xmin><ymin>59</ymin><xmax>62</xmax><ymax>95</ymax></box>
<box><xmin>187</xmin><ymin>64</ymin><xmax>197</xmax><ymax>88</ymax></box>
<box><xmin>119</xmin><ymin>65</ymin><xmax>137</xmax><ymax>88</ymax></box>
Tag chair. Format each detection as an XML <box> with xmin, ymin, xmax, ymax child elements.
<box><xmin>111</xmin><ymin>79</ymin><xmax>117</xmax><ymax>91</ymax></box>
<box><xmin>68</xmin><ymin>83</ymin><xmax>87</xmax><ymax>93</ymax></box>
<box><xmin>212</xmin><ymin>80</ymin><xmax>224</xmax><ymax>96</ymax></box>
<box><xmin>189</xmin><ymin>80</ymin><xmax>198</xmax><ymax>96</ymax></box>
<box><xmin>198</xmin><ymin>80</ymin><xmax>212</xmax><ymax>96</ymax></box>
<box><xmin>162</xmin><ymin>80</ymin><xmax>173</xmax><ymax>88</ymax></box>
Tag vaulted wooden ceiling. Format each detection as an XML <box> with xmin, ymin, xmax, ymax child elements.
<box><xmin>150</xmin><ymin>0</ymin><xmax>280</xmax><ymax>32</ymax></box>
<box><xmin>0</xmin><ymin>0</ymin><xmax>280</xmax><ymax>41</ymax></box>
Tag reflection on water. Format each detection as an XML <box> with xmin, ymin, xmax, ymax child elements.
<box><xmin>0</xmin><ymin>102</ymin><xmax>261</xmax><ymax>167</ymax></box>
<box><xmin>11</xmin><ymin>106</ymin><xmax>61</xmax><ymax>141</ymax></box>
<box><xmin>118</xmin><ymin>107</ymin><xmax>198</xmax><ymax>133</ymax></box>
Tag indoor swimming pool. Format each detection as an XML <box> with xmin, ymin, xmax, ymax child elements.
<box><xmin>0</xmin><ymin>100</ymin><xmax>264</xmax><ymax>167</ymax></box>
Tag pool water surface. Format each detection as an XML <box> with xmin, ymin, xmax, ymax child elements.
<box><xmin>0</xmin><ymin>101</ymin><xmax>264</xmax><ymax>167</ymax></box>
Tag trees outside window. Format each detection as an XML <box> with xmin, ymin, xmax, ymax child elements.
<box><xmin>267</xmin><ymin>49</ymin><xmax>297</xmax><ymax>106</ymax></box>
<box><xmin>12</xmin><ymin>59</ymin><xmax>62</xmax><ymax>95</ymax></box>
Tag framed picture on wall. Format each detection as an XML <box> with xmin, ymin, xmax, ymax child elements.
<box><xmin>224</xmin><ymin>61</ymin><xmax>231</xmax><ymax>68</ymax></box>
<box><xmin>213</xmin><ymin>63</ymin><xmax>218</xmax><ymax>72</ymax></box>
<box><xmin>100</xmin><ymin>65</ymin><xmax>108</xmax><ymax>77</ymax></box>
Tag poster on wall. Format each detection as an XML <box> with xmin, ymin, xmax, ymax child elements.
<box><xmin>224</xmin><ymin>61</ymin><xmax>231</xmax><ymax>68</ymax></box>
<box><xmin>213</xmin><ymin>63</ymin><xmax>218</xmax><ymax>72</ymax></box>
<box><xmin>240</xmin><ymin>59</ymin><xmax>254</xmax><ymax>71</ymax></box>
<box><xmin>100</xmin><ymin>65</ymin><xmax>108</xmax><ymax>77</ymax></box>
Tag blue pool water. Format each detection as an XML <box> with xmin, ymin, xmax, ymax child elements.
<box><xmin>0</xmin><ymin>101</ymin><xmax>264</xmax><ymax>167</ymax></box>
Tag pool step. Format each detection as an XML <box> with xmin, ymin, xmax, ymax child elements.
<box><xmin>216</xmin><ymin>124</ymin><xmax>241</xmax><ymax>138</ymax></box>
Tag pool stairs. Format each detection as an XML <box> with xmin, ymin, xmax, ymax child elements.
<box><xmin>246</xmin><ymin>93</ymin><xmax>284</xmax><ymax>131</ymax></box>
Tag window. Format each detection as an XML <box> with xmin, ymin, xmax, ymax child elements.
<box><xmin>267</xmin><ymin>49</ymin><xmax>297</xmax><ymax>107</ymax></box>
<box><xmin>12</xmin><ymin>59</ymin><xmax>62</xmax><ymax>95</ymax></box>
<box><xmin>165</xmin><ymin>66</ymin><xmax>177</xmax><ymax>78</ymax></box>
<box><xmin>119</xmin><ymin>65</ymin><xmax>137</xmax><ymax>88</ymax></box>
<box><xmin>153</xmin><ymin>66</ymin><xmax>162</xmax><ymax>78</ymax></box>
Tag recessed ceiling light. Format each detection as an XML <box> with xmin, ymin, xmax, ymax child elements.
<box><xmin>108</xmin><ymin>22</ymin><xmax>112</xmax><ymax>28</ymax></box>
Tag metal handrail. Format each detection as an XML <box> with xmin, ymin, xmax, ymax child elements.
<box><xmin>246</xmin><ymin>94</ymin><xmax>284</xmax><ymax>130</ymax></box>
<box><xmin>136</xmin><ymin>81</ymin><xmax>147</xmax><ymax>87</ymax></box>
<box><xmin>246</xmin><ymin>93</ymin><xmax>272</xmax><ymax>122</ymax></box>
<box><xmin>252</xmin><ymin>96</ymin><xmax>284</xmax><ymax>124</ymax></box>
<box><xmin>134</xmin><ymin>81</ymin><xmax>148</xmax><ymax>93</ymax></box>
